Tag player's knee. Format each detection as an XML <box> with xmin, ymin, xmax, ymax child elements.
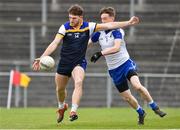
<box><xmin>56</xmin><ymin>85</ymin><xmax>65</xmax><ymax>92</ymax></box>
<box><xmin>134</xmin><ymin>86</ymin><xmax>141</xmax><ymax>91</ymax></box>
<box><xmin>74</xmin><ymin>79</ymin><xmax>83</xmax><ymax>88</ymax></box>
<box><xmin>122</xmin><ymin>95</ymin><xmax>131</xmax><ymax>102</ymax></box>
<box><xmin>133</xmin><ymin>83</ymin><xmax>142</xmax><ymax>90</ymax></box>
<box><xmin>134</xmin><ymin>85</ymin><xmax>145</xmax><ymax>92</ymax></box>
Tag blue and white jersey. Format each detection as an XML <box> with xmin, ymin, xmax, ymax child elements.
<box><xmin>91</xmin><ymin>28</ymin><xmax>129</xmax><ymax>70</ymax></box>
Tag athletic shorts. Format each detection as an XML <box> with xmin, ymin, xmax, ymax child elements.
<box><xmin>108</xmin><ymin>59</ymin><xmax>138</xmax><ymax>93</ymax></box>
<box><xmin>57</xmin><ymin>59</ymin><xmax>87</xmax><ymax>77</ymax></box>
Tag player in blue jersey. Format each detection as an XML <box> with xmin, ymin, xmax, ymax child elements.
<box><xmin>89</xmin><ymin>7</ymin><xmax>166</xmax><ymax>125</ymax></box>
<box><xmin>32</xmin><ymin>4</ymin><xmax>139</xmax><ymax>123</ymax></box>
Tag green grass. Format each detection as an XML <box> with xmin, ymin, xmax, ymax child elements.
<box><xmin>0</xmin><ymin>107</ymin><xmax>180</xmax><ymax>129</ymax></box>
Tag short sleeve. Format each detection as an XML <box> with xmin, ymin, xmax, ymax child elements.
<box><xmin>112</xmin><ymin>30</ymin><xmax>122</xmax><ymax>39</ymax></box>
<box><xmin>91</xmin><ymin>32</ymin><xmax>100</xmax><ymax>43</ymax></box>
<box><xmin>89</xmin><ymin>22</ymin><xmax>97</xmax><ymax>36</ymax></box>
<box><xmin>58</xmin><ymin>25</ymin><xmax>66</xmax><ymax>36</ymax></box>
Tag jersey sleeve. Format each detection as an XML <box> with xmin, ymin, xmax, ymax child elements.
<box><xmin>56</xmin><ymin>25</ymin><xmax>66</xmax><ymax>39</ymax></box>
<box><xmin>57</xmin><ymin>25</ymin><xmax>66</xmax><ymax>36</ymax></box>
<box><xmin>91</xmin><ymin>32</ymin><xmax>100</xmax><ymax>43</ymax></box>
<box><xmin>112</xmin><ymin>30</ymin><xmax>122</xmax><ymax>39</ymax></box>
<box><xmin>89</xmin><ymin>22</ymin><xmax>97</xmax><ymax>36</ymax></box>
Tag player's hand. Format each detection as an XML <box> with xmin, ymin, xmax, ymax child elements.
<box><xmin>32</xmin><ymin>58</ymin><xmax>40</xmax><ymax>71</ymax></box>
<box><xmin>128</xmin><ymin>16</ymin><xmax>139</xmax><ymax>25</ymax></box>
<box><xmin>91</xmin><ymin>52</ymin><xmax>102</xmax><ymax>63</ymax></box>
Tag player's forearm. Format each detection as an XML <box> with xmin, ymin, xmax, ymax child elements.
<box><xmin>41</xmin><ymin>42</ymin><xmax>58</xmax><ymax>57</ymax></box>
<box><xmin>101</xmin><ymin>47</ymin><xmax>120</xmax><ymax>56</ymax></box>
<box><xmin>96</xmin><ymin>21</ymin><xmax>129</xmax><ymax>31</ymax></box>
<box><xmin>96</xmin><ymin>16</ymin><xmax>139</xmax><ymax>31</ymax></box>
<box><xmin>41</xmin><ymin>35</ymin><xmax>61</xmax><ymax>57</ymax></box>
<box><xmin>105</xmin><ymin>21</ymin><xmax>130</xmax><ymax>30</ymax></box>
<box><xmin>101</xmin><ymin>40</ymin><xmax>121</xmax><ymax>55</ymax></box>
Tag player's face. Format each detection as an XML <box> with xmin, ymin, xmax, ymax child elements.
<box><xmin>69</xmin><ymin>14</ymin><xmax>82</xmax><ymax>27</ymax></box>
<box><xmin>101</xmin><ymin>13</ymin><xmax>114</xmax><ymax>23</ymax></box>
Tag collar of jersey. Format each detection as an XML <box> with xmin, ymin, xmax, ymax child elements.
<box><xmin>105</xmin><ymin>30</ymin><xmax>111</xmax><ymax>34</ymax></box>
<box><xmin>67</xmin><ymin>20</ymin><xmax>89</xmax><ymax>33</ymax></box>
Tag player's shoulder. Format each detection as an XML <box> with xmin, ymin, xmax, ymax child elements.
<box><xmin>112</xmin><ymin>28</ymin><xmax>125</xmax><ymax>35</ymax></box>
<box><xmin>62</xmin><ymin>21</ymin><xmax>71</xmax><ymax>30</ymax></box>
<box><xmin>81</xmin><ymin>21</ymin><xmax>89</xmax><ymax>28</ymax></box>
<box><xmin>91</xmin><ymin>31</ymin><xmax>101</xmax><ymax>42</ymax></box>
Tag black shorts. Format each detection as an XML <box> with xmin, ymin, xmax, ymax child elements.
<box><xmin>57</xmin><ymin>59</ymin><xmax>87</xmax><ymax>77</ymax></box>
<box><xmin>115</xmin><ymin>69</ymin><xmax>138</xmax><ymax>93</ymax></box>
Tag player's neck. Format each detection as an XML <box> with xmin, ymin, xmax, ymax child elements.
<box><xmin>72</xmin><ymin>20</ymin><xmax>83</xmax><ymax>30</ymax></box>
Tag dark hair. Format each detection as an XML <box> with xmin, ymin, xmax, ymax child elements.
<box><xmin>100</xmin><ymin>7</ymin><xmax>116</xmax><ymax>17</ymax></box>
<box><xmin>68</xmin><ymin>4</ymin><xmax>84</xmax><ymax>16</ymax></box>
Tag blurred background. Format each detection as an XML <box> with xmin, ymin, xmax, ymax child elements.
<box><xmin>0</xmin><ymin>0</ymin><xmax>180</xmax><ymax>108</ymax></box>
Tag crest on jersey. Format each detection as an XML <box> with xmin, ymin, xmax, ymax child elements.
<box><xmin>74</xmin><ymin>33</ymin><xmax>80</xmax><ymax>38</ymax></box>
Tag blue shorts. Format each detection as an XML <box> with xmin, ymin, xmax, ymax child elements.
<box><xmin>109</xmin><ymin>59</ymin><xmax>137</xmax><ymax>92</ymax></box>
<box><xmin>57</xmin><ymin>59</ymin><xmax>87</xmax><ymax>77</ymax></box>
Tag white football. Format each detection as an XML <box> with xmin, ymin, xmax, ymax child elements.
<box><xmin>40</xmin><ymin>56</ymin><xmax>55</xmax><ymax>71</ymax></box>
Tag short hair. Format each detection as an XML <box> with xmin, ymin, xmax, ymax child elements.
<box><xmin>100</xmin><ymin>7</ymin><xmax>116</xmax><ymax>17</ymax></box>
<box><xmin>68</xmin><ymin>4</ymin><xmax>84</xmax><ymax>16</ymax></box>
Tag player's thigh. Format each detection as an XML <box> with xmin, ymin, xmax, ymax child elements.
<box><xmin>71</xmin><ymin>66</ymin><xmax>85</xmax><ymax>84</ymax></box>
<box><xmin>55</xmin><ymin>73</ymin><xmax>69</xmax><ymax>89</ymax></box>
<box><xmin>120</xmin><ymin>89</ymin><xmax>131</xmax><ymax>97</ymax></box>
<box><xmin>120</xmin><ymin>89</ymin><xmax>137</xmax><ymax>103</ymax></box>
<box><xmin>129</xmin><ymin>75</ymin><xmax>142</xmax><ymax>89</ymax></box>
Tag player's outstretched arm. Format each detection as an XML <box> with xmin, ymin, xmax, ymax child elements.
<box><xmin>95</xmin><ymin>16</ymin><xmax>139</xmax><ymax>32</ymax></box>
<box><xmin>32</xmin><ymin>34</ymin><xmax>62</xmax><ymax>71</ymax></box>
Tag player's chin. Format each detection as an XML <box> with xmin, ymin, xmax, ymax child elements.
<box><xmin>70</xmin><ymin>22</ymin><xmax>74</xmax><ymax>26</ymax></box>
